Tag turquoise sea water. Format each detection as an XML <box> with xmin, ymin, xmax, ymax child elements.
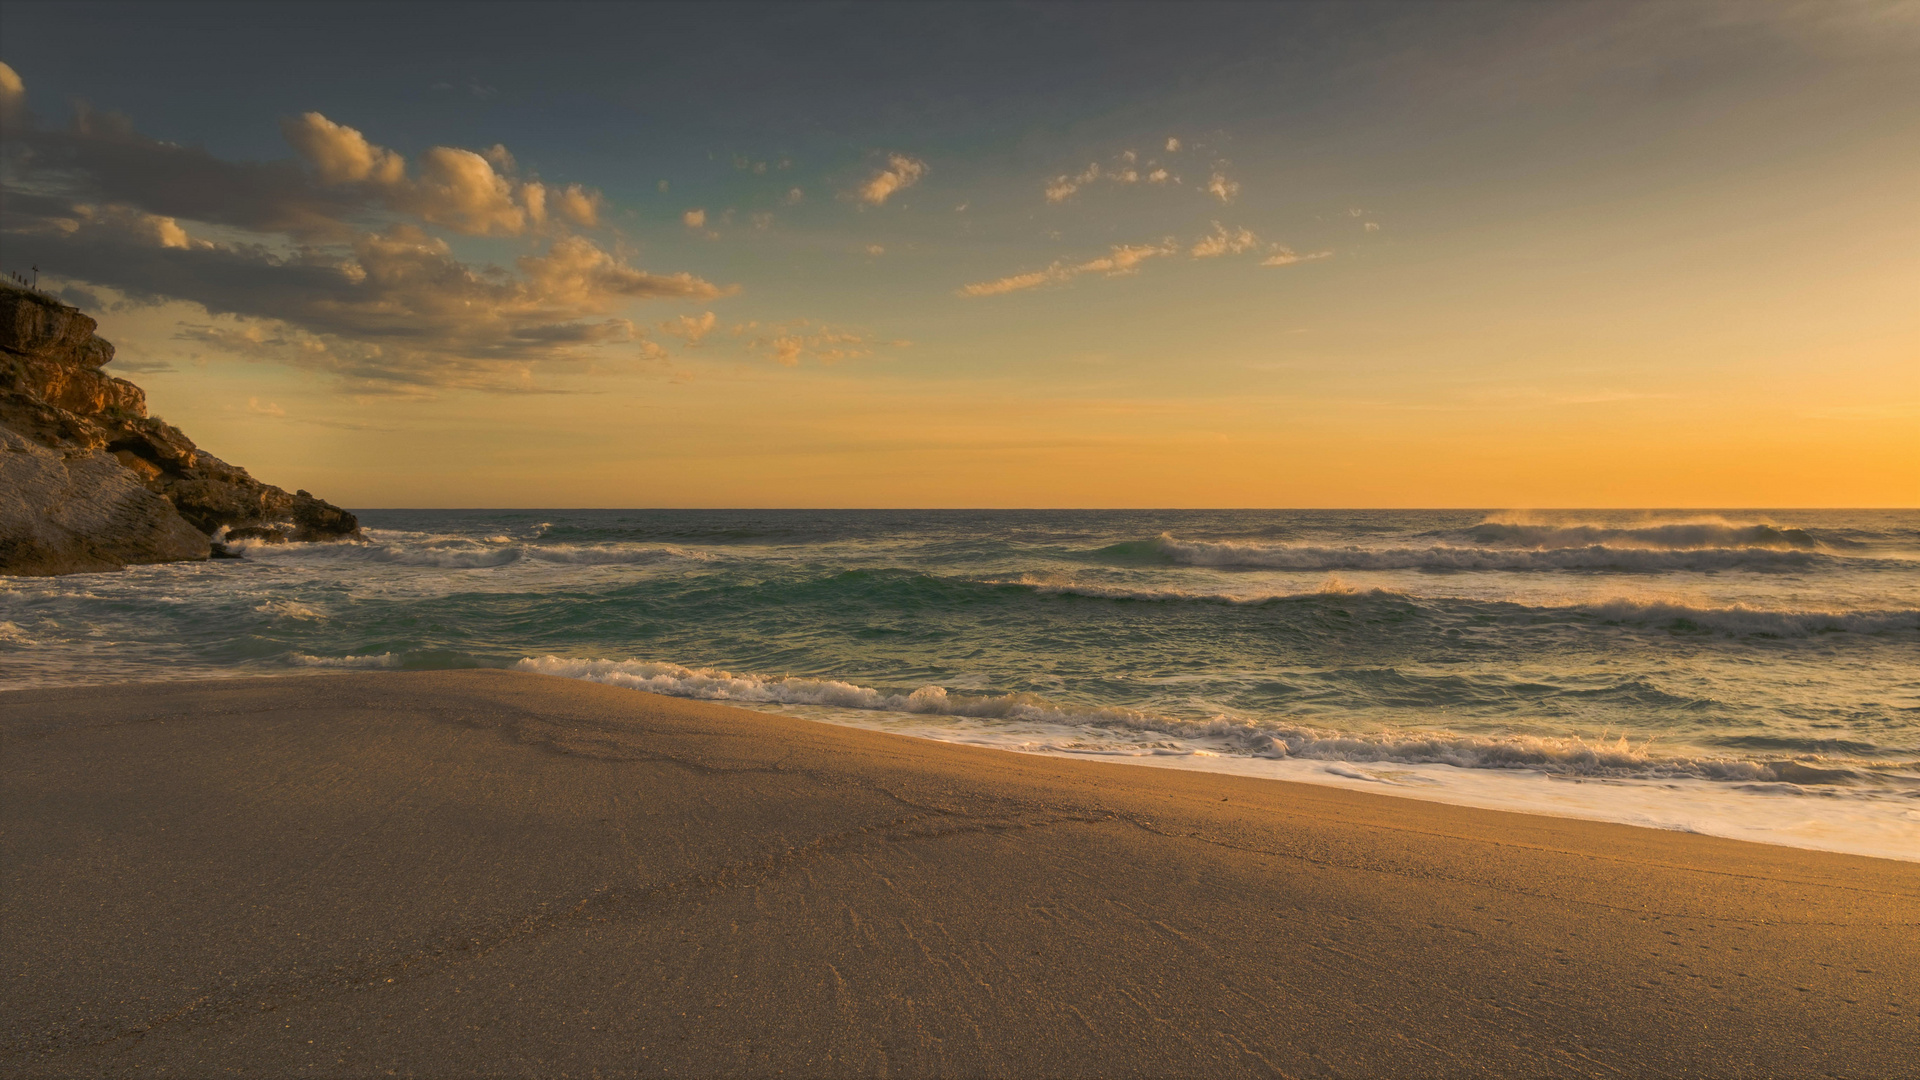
<box><xmin>4</xmin><ymin>509</ymin><xmax>1917</xmax><ymax>858</ymax></box>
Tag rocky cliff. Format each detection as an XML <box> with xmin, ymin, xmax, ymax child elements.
<box><xmin>1</xmin><ymin>283</ymin><xmax>360</xmax><ymax>575</ymax></box>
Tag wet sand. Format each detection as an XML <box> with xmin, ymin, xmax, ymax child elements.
<box><xmin>2</xmin><ymin>670</ymin><xmax>1915</xmax><ymax>1077</ymax></box>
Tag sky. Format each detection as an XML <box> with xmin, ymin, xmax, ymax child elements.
<box><xmin>2</xmin><ymin>1</ymin><xmax>1916</xmax><ymax>508</ymax></box>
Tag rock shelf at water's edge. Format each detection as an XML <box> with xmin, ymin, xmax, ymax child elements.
<box><xmin>0</xmin><ymin>282</ymin><xmax>359</xmax><ymax>575</ymax></box>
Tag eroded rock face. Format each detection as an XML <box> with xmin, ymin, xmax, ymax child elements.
<box><xmin>0</xmin><ymin>284</ymin><xmax>361</xmax><ymax>575</ymax></box>
<box><xmin>0</xmin><ymin>427</ymin><xmax>212</xmax><ymax>575</ymax></box>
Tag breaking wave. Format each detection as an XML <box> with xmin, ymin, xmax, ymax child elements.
<box><xmin>1465</xmin><ymin>518</ymin><xmax>1825</xmax><ymax>551</ymax></box>
<box><xmin>1575</xmin><ymin>597</ymin><xmax>1919</xmax><ymax>636</ymax></box>
<box><xmin>516</xmin><ymin>655</ymin><xmax>1881</xmax><ymax>784</ymax></box>
<box><xmin>1142</xmin><ymin>533</ymin><xmax>1835</xmax><ymax>572</ymax></box>
<box><xmin>252</xmin><ymin>531</ymin><xmax>717</xmax><ymax>569</ymax></box>
<box><xmin>985</xmin><ymin>575</ymin><xmax>1917</xmax><ymax>636</ymax></box>
<box><xmin>253</xmin><ymin>599</ymin><xmax>325</xmax><ymax>621</ymax></box>
<box><xmin>290</xmin><ymin>651</ymin><xmax>401</xmax><ymax>668</ymax></box>
<box><xmin>984</xmin><ymin>573</ymin><xmax>1394</xmax><ymax>605</ymax></box>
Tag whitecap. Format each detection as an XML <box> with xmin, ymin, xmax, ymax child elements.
<box><xmin>290</xmin><ymin>652</ymin><xmax>401</xmax><ymax>668</ymax></box>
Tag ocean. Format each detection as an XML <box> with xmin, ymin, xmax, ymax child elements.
<box><xmin>3</xmin><ymin>509</ymin><xmax>1915</xmax><ymax>860</ymax></box>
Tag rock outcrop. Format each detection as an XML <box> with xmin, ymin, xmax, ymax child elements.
<box><xmin>1</xmin><ymin>283</ymin><xmax>360</xmax><ymax>575</ymax></box>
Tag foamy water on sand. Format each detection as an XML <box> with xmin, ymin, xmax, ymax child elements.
<box><xmin>3</xmin><ymin>509</ymin><xmax>1916</xmax><ymax>859</ymax></box>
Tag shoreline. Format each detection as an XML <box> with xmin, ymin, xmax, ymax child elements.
<box><xmin>4</xmin><ymin>669</ymin><xmax>1916</xmax><ymax>1075</ymax></box>
<box><xmin>11</xmin><ymin>650</ymin><xmax>1915</xmax><ymax>863</ymax></box>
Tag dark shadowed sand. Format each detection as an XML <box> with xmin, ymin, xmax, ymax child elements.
<box><xmin>2</xmin><ymin>671</ymin><xmax>1915</xmax><ymax>1078</ymax></box>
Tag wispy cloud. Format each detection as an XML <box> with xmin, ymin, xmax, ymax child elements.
<box><xmin>855</xmin><ymin>153</ymin><xmax>927</xmax><ymax>206</ymax></box>
<box><xmin>1260</xmin><ymin>247</ymin><xmax>1333</xmax><ymax>267</ymax></box>
<box><xmin>960</xmin><ymin>240</ymin><xmax>1177</xmax><ymax>297</ymax></box>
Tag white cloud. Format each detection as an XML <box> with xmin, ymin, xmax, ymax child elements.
<box><xmin>404</xmin><ymin>146</ymin><xmax>527</xmax><ymax>235</ymax></box>
<box><xmin>960</xmin><ymin>240</ymin><xmax>1176</xmax><ymax>296</ymax></box>
<box><xmin>0</xmin><ymin>61</ymin><xmax>27</xmax><ymax>124</ymax></box>
<box><xmin>683</xmin><ymin>208</ymin><xmax>707</xmax><ymax>228</ymax></box>
<box><xmin>0</xmin><ymin>102</ymin><xmax>763</xmax><ymax>391</ymax></box>
<box><xmin>1044</xmin><ymin>164</ymin><xmax>1101</xmax><ymax>203</ymax></box>
<box><xmin>1044</xmin><ymin>151</ymin><xmax>1155</xmax><ymax>202</ymax></box>
<box><xmin>554</xmin><ymin>184</ymin><xmax>601</xmax><ymax>227</ymax></box>
<box><xmin>865</xmin><ymin>244</ymin><xmax>885</xmax><ymax>256</ymax></box>
<box><xmin>1190</xmin><ymin>222</ymin><xmax>1258</xmax><ymax>258</ymax></box>
<box><xmin>731</xmin><ymin>319</ymin><xmax>886</xmax><ymax>366</ymax></box>
<box><xmin>1165</xmin><ymin>137</ymin><xmax>1181</xmax><ymax>152</ymax></box>
<box><xmin>246</xmin><ymin>396</ymin><xmax>287</xmax><ymax>417</ymax></box>
<box><xmin>960</xmin><ymin>269</ymin><xmax>1058</xmax><ymax>298</ymax></box>
<box><xmin>1260</xmin><ymin>247</ymin><xmax>1334</xmax><ymax>267</ymax></box>
<box><xmin>1364</xmin><ymin>221</ymin><xmax>1381</xmax><ymax>232</ymax></box>
<box><xmin>16</xmin><ymin>206</ymin><xmax>725</xmax><ymax>391</ymax></box>
<box><xmin>517</xmin><ymin>234</ymin><xmax>725</xmax><ymax>308</ymax></box>
<box><xmin>659</xmin><ymin>311</ymin><xmax>717</xmax><ymax>345</ymax></box>
<box><xmin>280</xmin><ymin>112</ymin><xmax>604</xmax><ymax>237</ymax></box>
<box><xmin>66</xmin><ymin>203</ymin><xmax>211</xmax><ymax>251</ymax></box>
<box><xmin>782</xmin><ymin>187</ymin><xmax>804</xmax><ymax>205</ymax></box>
<box><xmin>281</xmin><ymin>112</ymin><xmax>407</xmax><ymax>186</ymax></box>
<box><xmin>856</xmin><ymin>153</ymin><xmax>928</xmax><ymax>205</ymax></box>
<box><xmin>1204</xmin><ymin>169</ymin><xmax>1240</xmax><ymax>204</ymax></box>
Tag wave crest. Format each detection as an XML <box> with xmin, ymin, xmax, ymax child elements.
<box><xmin>251</xmin><ymin>531</ymin><xmax>717</xmax><ymax>569</ymax></box>
<box><xmin>1149</xmin><ymin>533</ymin><xmax>1829</xmax><ymax>572</ymax></box>
<box><xmin>982</xmin><ymin>575</ymin><xmax>1916</xmax><ymax>636</ymax></box>
<box><xmin>1468</xmin><ymin>518</ymin><xmax>1822</xmax><ymax>551</ymax></box>
<box><xmin>516</xmin><ymin>655</ymin><xmax>1888</xmax><ymax>784</ymax></box>
<box><xmin>290</xmin><ymin>652</ymin><xmax>401</xmax><ymax>668</ymax></box>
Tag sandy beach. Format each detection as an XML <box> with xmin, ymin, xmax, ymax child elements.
<box><xmin>2</xmin><ymin>670</ymin><xmax>1914</xmax><ymax>1077</ymax></box>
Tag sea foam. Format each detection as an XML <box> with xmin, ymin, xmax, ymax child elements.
<box><xmin>290</xmin><ymin>651</ymin><xmax>402</xmax><ymax>668</ymax></box>
<box><xmin>516</xmin><ymin>655</ymin><xmax>1902</xmax><ymax>785</ymax></box>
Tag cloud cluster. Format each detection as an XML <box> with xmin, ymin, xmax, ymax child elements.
<box><xmin>855</xmin><ymin>153</ymin><xmax>927</xmax><ymax>205</ymax></box>
<box><xmin>1189</xmin><ymin>222</ymin><xmax>1258</xmax><ymax>258</ymax></box>
<box><xmin>1043</xmin><ymin>146</ymin><xmax>1208</xmax><ymax>203</ymax></box>
<box><xmin>730</xmin><ymin>319</ymin><xmax>894</xmax><ymax>366</ymax></box>
<box><xmin>280</xmin><ymin>112</ymin><xmax>602</xmax><ymax>235</ymax></box>
<box><xmin>659</xmin><ymin>311</ymin><xmax>718</xmax><ymax>345</ymax></box>
<box><xmin>1044</xmin><ymin>150</ymin><xmax>1166</xmax><ymax>203</ymax></box>
<box><xmin>1</xmin><ymin>83</ymin><xmax>724</xmax><ymax>391</ymax></box>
